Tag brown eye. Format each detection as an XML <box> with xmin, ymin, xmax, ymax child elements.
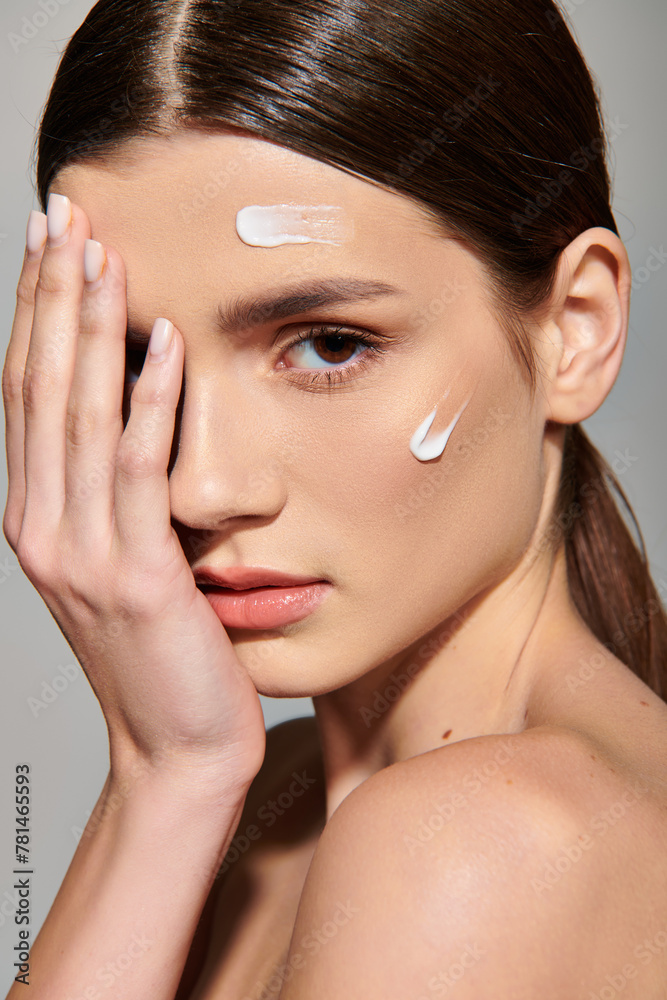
<box><xmin>282</xmin><ymin>327</ymin><xmax>366</xmax><ymax>371</ymax></box>
<box><xmin>278</xmin><ymin>325</ymin><xmax>387</xmax><ymax>391</ymax></box>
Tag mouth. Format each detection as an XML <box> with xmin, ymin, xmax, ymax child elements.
<box><xmin>193</xmin><ymin>566</ymin><xmax>332</xmax><ymax>629</ymax></box>
<box><xmin>199</xmin><ymin>581</ymin><xmax>332</xmax><ymax>630</ymax></box>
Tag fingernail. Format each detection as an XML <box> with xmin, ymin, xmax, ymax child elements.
<box><xmin>148</xmin><ymin>318</ymin><xmax>174</xmax><ymax>362</ymax></box>
<box><xmin>46</xmin><ymin>193</ymin><xmax>71</xmax><ymax>244</ymax></box>
<box><xmin>84</xmin><ymin>239</ymin><xmax>106</xmax><ymax>284</ymax></box>
<box><xmin>26</xmin><ymin>210</ymin><xmax>47</xmax><ymax>256</ymax></box>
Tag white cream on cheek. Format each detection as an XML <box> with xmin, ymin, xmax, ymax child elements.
<box><xmin>235</xmin><ymin>204</ymin><xmax>349</xmax><ymax>247</ymax></box>
<box><xmin>410</xmin><ymin>389</ymin><xmax>473</xmax><ymax>462</ymax></box>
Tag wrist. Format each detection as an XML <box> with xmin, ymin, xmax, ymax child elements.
<box><xmin>107</xmin><ymin>736</ymin><xmax>257</xmax><ymax>812</ymax></box>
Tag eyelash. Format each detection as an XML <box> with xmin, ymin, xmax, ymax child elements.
<box><xmin>279</xmin><ymin>325</ymin><xmax>387</xmax><ymax>391</ymax></box>
<box><xmin>124</xmin><ymin>325</ymin><xmax>387</xmax><ymax>394</ymax></box>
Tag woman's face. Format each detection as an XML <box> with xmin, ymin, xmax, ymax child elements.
<box><xmin>54</xmin><ymin>131</ymin><xmax>550</xmax><ymax>697</ymax></box>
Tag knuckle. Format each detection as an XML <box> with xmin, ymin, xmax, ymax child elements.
<box><xmin>2</xmin><ymin>365</ymin><xmax>25</xmax><ymax>408</ymax></box>
<box><xmin>78</xmin><ymin>295</ymin><xmax>104</xmax><ymax>333</ymax></box>
<box><xmin>3</xmin><ymin>509</ymin><xmax>20</xmax><ymax>553</ymax></box>
<box><xmin>35</xmin><ymin>269</ymin><xmax>70</xmax><ymax>299</ymax></box>
<box><xmin>130</xmin><ymin>380</ymin><xmax>170</xmax><ymax>409</ymax></box>
<box><xmin>16</xmin><ymin>274</ymin><xmax>37</xmax><ymax>310</ymax></box>
<box><xmin>65</xmin><ymin>406</ymin><xmax>98</xmax><ymax>450</ymax></box>
<box><xmin>116</xmin><ymin>438</ymin><xmax>156</xmax><ymax>479</ymax></box>
<box><xmin>72</xmin><ymin>459</ymin><xmax>115</xmax><ymax>500</ymax></box>
<box><xmin>22</xmin><ymin>365</ymin><xmax>59</xmax><ymax>413</ymax></box>
<box><xmin>15</xmin><ymin>535</ymin><xmax>51</xmax><ymax>585</ymax></box>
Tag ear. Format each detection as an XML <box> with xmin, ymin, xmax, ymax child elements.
<box><xmin>536</xmin><ymin>227</ymin><xmax>631</xmax><ymax>424</ymax></box>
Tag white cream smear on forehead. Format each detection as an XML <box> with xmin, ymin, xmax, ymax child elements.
<box><xmin>410</xmin><ymin>390</ymin><xmax>473</xmax><ymax>462</ymax></box>
<box><xmin>236</xmin><ymin>204</ymin><xmax>350</xmax><ymax>247</ymax></box>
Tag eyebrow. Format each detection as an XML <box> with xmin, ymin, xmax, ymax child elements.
<box><xmin>215</xmin><ymin>277</ymin><xmax>407</xmax><ymax>336</ymax></box>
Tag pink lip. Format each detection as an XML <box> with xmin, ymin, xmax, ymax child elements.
<box><xmin>194</xmin><ymin>566</ymin><xmax>326</xmax><ymax>590</ymax></box>
<box><xmin>194</xmin><ymin>566</ymin><xmax>332</xmax><ymax>630</ymax></box>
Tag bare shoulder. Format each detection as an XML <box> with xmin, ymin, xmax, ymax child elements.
<box><xmin>277</xmin><ymin>724</ymin><xmax>667</xmax><ymax>999</ymax></box>
<box><xmin>330</xmin><ymin>722</ymin><xmax>666</xmax><ymax>870</ymax></box>
<box><xmin>330</xmin><ymin>719</ymin><xmax>664</xmax><ymax>823</ymax></box>
<box><xmin>351</xmin><ymin>721</ymin><xmax>667</xmax><ymax>891</ymax></box>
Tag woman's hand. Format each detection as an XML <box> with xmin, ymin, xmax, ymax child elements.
<box><xmin>2</xmin><ymin>195</ymin><xmax>266</xmax><ymax>791</ymax></box>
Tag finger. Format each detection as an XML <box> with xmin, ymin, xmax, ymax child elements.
<box><xmin>22</xmin><ymin>195</ymin><xmax>90</xmax><ymax>531</ymax></box>
<box><xmin>63</xmin><ymin>241</ymin><xmax>128</xmax><ymax>533</ymax></box>
<box><xmin>113</xmin><ymin>319</ymin><xmax>185</xmax><ymax>557</ymax></box>
<box><xmin>2</xmin><ymin>211</ymin><xmax>48</xmax><ymax>548</ymax></box>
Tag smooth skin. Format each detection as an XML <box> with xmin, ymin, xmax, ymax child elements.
<box><xmin>3</xmin><ymin>130</ymin><xmax>667</xmax><ymax>999</ymax></box>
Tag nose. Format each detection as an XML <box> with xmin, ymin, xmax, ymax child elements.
<box><xmin>167</xmin><ymin>368</ymin><xmax>287</xmax><ymax>541</ymax></box>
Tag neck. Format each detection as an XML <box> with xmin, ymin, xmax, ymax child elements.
<box><xmin>311</xmin><ymin>542</ymin><xmax>584</xmax><ymax>822</ymax></box>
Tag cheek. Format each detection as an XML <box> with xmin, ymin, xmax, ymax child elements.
<box><xmin>393</xmin><ymin>389</ymin><xmax>545</xmax><ymax>605</ymax></box>
<box><xmin>285</xmin><ymin>404</ymin><xmax>417</xmax><ymax>523</ymax></box>
<box><xmin>295</xmin><ymin>371</ymin><xmax>544</xmax><ymax>598</ymax></box>
<box><xmin>283</xmin><ymin>391</ymin><xmax>470</xmax><ymax>549</ymax></box>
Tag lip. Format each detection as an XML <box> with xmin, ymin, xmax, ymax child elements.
<box><xmin>194</xmin><ymin>566</ymin><xmax>326</xmax><ymax>590</ymax></box>
<box><xmin>194</xmin><ymin>566</ymin><xmax>332</xmax><ymax>630</ymax></box>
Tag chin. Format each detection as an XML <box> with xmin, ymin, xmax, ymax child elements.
<box><xmin>228</xmin><ymin>631</ymin><xmax>357</xmax><ymax>700</ymax></box>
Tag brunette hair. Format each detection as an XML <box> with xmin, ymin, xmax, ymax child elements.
<box><xmin>35</xmin><ymin>0</ymin><xmax>666</xmax><ymax>699</ymax></box>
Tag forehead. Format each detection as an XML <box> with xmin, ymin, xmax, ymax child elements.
<box><xmin>52</xmin><ymin>131</ymin><xmax>478</xmax><ymax>332</ymax></box>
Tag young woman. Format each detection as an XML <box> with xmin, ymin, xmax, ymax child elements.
<box><xmin>3</xmin><ymin>0</ymin><xmax>667</xmax><ymax>997</ymax></box>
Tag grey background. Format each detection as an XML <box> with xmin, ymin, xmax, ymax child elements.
<box><xmin>0</xmin><ymin>0</ymin><xmax>665</xmax><ymax>986</ymax></box>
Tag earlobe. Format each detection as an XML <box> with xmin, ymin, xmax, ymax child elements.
<box><xmin>540</xmin><ymin>227</ymin><xmax>631</xmax><ymax>424</ymax></box>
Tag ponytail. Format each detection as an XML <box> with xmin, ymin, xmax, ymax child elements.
<box><xmin>559</xmin><ymin>424</ymin><xmax>667</xmax><ymax>700</ymax></box>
